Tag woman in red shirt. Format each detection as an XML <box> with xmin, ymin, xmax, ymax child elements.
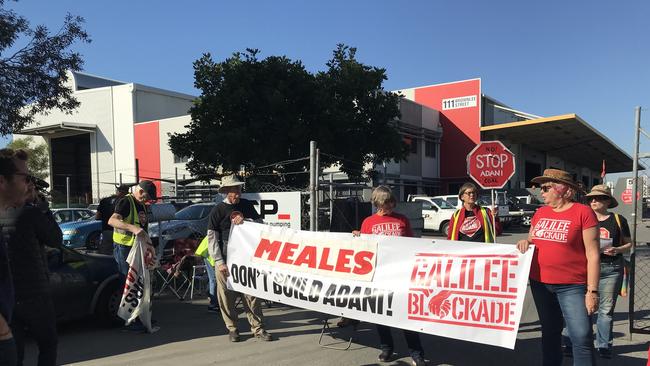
<box><xmin>517</xmin><ymin>169</ymin><xmax>600</xmax><ymax>366</ymax></box>
<box><xmin>446</xmin><ymin>182</ymin><xmax>501</xmax><ymax>243</ymax></box>
<box><xmin>354</xmin><ymin>186</ymin><xmax>426</xmax><ymax>366</ymax></box>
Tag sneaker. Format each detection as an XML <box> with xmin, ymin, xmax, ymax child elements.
<box><xmin>378</xmin><ymin>349</ymin><xmax>393</xmax><ymax>362</ymax></box>
<box><xmin>255</xmin><ymin>330</ymin><xmax>273</xmax><ymax>341</ymax></box>
<box><xmin>207</xmin><ymin>305</ymin><xmax>219</xmax><ymax>313</ymax></box>
<box><xmin>229</xmin><ymin>330</ymin><xmax>240</xmax><ymax>342</ymax></box>
<box><xmin>563</xmin><ymin>345</ymin><xmax>573</xmax><ymax>358</ymax></box>
<box><xmin>597</xmin><ymin>347</ymin><xmax>612</xmax><ymax>359</ymax></box>
<box><xmin>411</xmin><ymin>355</ymin><xmax>427</xmax><ymax>366</ymax></box>
<box><xmin>121</xmin><ymin>322</ymin><xmax>147</xmax><ymax>333</ymax></box>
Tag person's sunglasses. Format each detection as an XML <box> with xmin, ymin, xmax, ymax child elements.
<box><xmin>464</xmin><ymin>191</ymin><xmax>478</xmax><ymax>196</ymax></box>
<box><xmin>589</xmin><ymin>196</ymin><xmax>609</xmax><ymax>202</ymax></box>
<box><xmin>541</xmin><ymin>185</ymin><xmax>553</xmax><ymax>193</ymax></box>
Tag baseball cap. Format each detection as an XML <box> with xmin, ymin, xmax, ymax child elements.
<box><xmin>138</xmin><ymin>180</ymin><xmax>157</xmax><ymax>201</ymax></box>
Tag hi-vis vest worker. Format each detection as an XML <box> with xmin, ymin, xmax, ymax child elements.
<box><xmin>108</xmin><ymin>180</ymin><xmax>157</xmax><ymax>277</ymax></box>
<box><xmin>449</xmin><ymin>206</ymin><xmax>495</xmax><ymax>243</ymax></box>
<box><xmin>113</xmin><ymin>194</ymin><xmax>141</xmax><ymax>246</ymax></box>
<box><xmin>195</xmin><ymin>236</ymin><xmax>214</xmax><ymax>266</ymax></box>
<box><xmin>446</xmin><ymin>182</ymin><xmax>501</xmax><ymax>243</ymax></box>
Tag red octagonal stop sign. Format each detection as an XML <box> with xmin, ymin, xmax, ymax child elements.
<box><xmin>466</xmin><ymin>141</ymin><xmax>516</xmax><ymax>189</ymax></box>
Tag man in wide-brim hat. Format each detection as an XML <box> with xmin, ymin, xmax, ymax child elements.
<box><xmin>206</xmin><ymin>174</ymin><xmax>273</xmax><ymax>342</ymax></box>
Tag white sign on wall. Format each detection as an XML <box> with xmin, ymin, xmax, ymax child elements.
<box><xmin>241</xmin><ymin>191</ymin><xmax>301</xmax><ymax>229</ymax></box>
<box><xmin>442</xmin><ymin>95</ymin><xmax>477</xmax><ymax>110</ymax></box>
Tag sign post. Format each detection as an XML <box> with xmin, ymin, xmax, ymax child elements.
<box><xmin>466</xmin><ymin>141</ymin><xmax>516</xmax><ymax>237</ymax></box>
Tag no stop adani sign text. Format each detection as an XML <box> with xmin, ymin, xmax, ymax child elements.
<box><xmin>467</xmin><ymin>141</ymin><xmax>516</xmax><ymax>189</ymax></box>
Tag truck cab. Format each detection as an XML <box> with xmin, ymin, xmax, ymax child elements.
<box><xmin>407</xmin><ymin>195</ymin><xmax>457</xmax><ymax>236</ymax></box>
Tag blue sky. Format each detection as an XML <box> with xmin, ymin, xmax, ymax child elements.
<box><xmin>3</xmin><ymin>0</ymin><xmax>649</xmax><ymax>163</ymax></box>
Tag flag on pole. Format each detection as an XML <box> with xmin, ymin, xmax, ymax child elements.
<box><xmin>601</xmin><ymin>160</ymin><xmax>606</xmax><ymax>181</ymax></box>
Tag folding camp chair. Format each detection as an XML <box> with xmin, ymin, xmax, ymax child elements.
<box><xmin>154</xmin><ymin>237</ymin><xmax>200</xmax><ymax>300</ymax></box>
<box><xmin>189</xmin><ymin>263</ymin><xmax>209</xmax><ymax>302</ymax></box>
<box><xmin>155</xmin><ymin>254</ymin><xmax>194</xmax><ymax>300</ymax></box>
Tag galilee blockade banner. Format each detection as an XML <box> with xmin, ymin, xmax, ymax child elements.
<box><xmin>227</xmin><ymin>222</ymin><xmax>534</xmax><ymax>349</ymax></box>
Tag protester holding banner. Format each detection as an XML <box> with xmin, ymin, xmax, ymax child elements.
<box><xmin>207</xmin><ymin>174</ymin><xmax>273</xmax><ymax>342</ymax></box>
<box><xmin>354</xmin><ymin>186</ymin><xmax>426</xmax><ymax>366</ymax></box>
<box><xmin>517</xmin><ymin>169</ymin><xmax>600</xmax><ymax>366</ymax></box>
<box><xmin>447</xmin><ymin>182</ymin><xmax>501</xmax><ymax>243</ymax></box>
<box><xmin>109</xmin><ymin>180</ymin><xmax>157</xmax><ymax>332</ymax></box>
<box><xmin>583</xmin><ymin>184</ymin><xmax>631</xmax><ymax>358</ymax></box>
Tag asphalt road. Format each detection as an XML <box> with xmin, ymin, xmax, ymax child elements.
<box><xmin>23</xmin><ymin>229</ymin><xmax>650</xmax><ymax>366</ymax></box>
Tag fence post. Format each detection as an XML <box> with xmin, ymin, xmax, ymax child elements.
<box><xmin>629</xmin><ymin>106</ymin><xmax>642</xmax><ymax>339</ymax></box>
<box><xmin>309</xmin><ymin>141</ymin><xmax>317</xmax><ymax>231</ymax></box>
<box><xmin>66</xmin><ymin>176</ymin><xmax>70</xmax><ymax>208</ymax></box>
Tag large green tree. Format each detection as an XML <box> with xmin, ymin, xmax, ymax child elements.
<box><xmin>7</xmin><ymin>136</ymin><xmax>49</xmax><ymax>179</ymax></box>
<box><xmin>0</xmin><ymin>0</ymin><xmax>90</xmax><ymax>135</ymax></box>
<box><xmin>169</xmin><ymin>44</ymin><xmax>407</xmax><ymax>187</ymax></box>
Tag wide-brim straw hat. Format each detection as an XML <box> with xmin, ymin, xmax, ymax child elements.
<box><xmin>585</xmin><ymin>184</ymin><xmax>618</xmax><ymax>208</ymax></box>
<box><xmin>531</xmin><ymin>168</ymin><xmax>583</xmax><ymax>192</ymax></box>
<box><xmin>218</xmin><ymin>174</ymin><xmax>245</xmax><ymax>193</ymax></box>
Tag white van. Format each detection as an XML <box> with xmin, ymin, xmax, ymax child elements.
<box><xmin>407</xmin><ymin>195</ymin><xmax>457</xmax><ymax>236</ymax></box>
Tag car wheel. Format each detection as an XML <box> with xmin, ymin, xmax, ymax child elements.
<box><xmin>86</xmin><ymin>231</ymin><xmax>101</xmax><ymax>250</ymax></box>
<box><xmin>522</xmin><ymin>216</ymin><xmax>532</xmax><ymax>227</ymax></box>
<box><xmin>441</xmin><ymin>221</ymin><xmax>450</xmax><ymax>237</ymax></box>
<box><xmin>95</xmin><ymin>280</ymin><xmax>122</xmax><ymax>326</ymax></box>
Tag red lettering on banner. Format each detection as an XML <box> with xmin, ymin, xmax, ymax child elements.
<box><xmin>407</xmin><ymin>254</ymin><xmax>522</xmax><ymax>331</ymax></box>
<box><xmin>253</xmin><ymin>239</ymin><xmax>282</xmax><ymax>261</ymax></box>
<box><xmin>254</xmin><ymin>238</ymin><xmax>376</xmax><ymax>277</ymax></box>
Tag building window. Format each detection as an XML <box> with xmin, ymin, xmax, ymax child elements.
<box><xmin>174</xmin><ymin>154</ymin><xmax>189</xmax><ymax>164</ymax></box>
<box><xmin>409</xmin><ymin>139</ymin><xmax>418</xmax><ymax>154</ymax></box>
<box><xmin>425</xmin><ymin>141</ymin><xmax>435</xmax><ymax>158</ymax></box>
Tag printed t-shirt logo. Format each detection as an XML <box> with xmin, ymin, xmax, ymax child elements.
<box><xmin>459</xmin><ymin>216</ymin><xmax>480</xmax><ymax>238</ymax></box>
<box><xmin>532</xmin><ymin>219</ymin><xmax>570</xmax><ymax>243</ymax></box>
<box><xmin>599</xmin><ymin>227</ymin><xmax>611</xmax><ymax>239</ymax></box>
<box><xmin>371</xmin><ymin>222</ymin><xmax>403</xmax><ymax>236</ymax></box>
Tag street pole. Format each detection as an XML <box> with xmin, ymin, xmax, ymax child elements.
<box><xmin>315</xmin><ymin>148</ymin><xmax>320</xmax><ymax>231</ymax></box>
<box><xmin>135</xmin><ymin>158</ymin><xmax>140</xmax><ymax>183</ymax></box>
<box><xmin>309</xmin><ymin>141</ymin><xmax>317</xmax><ymax>231</ymax></box>
<box><xmin>174</xmin><ymin>167</ymin><xmax>178</xmax><ymax>199</ymax></box>
<box><xmin>119</xmin><ymin>173</ymin><xmax>123</xmax><ymax>186</ymax></box>
<box><xmin>329</xmin><ymin>173</ymin><xmax>334</xmax><ymax>227</ymax></box>
<box><xmin>629</xmin><ymin>106</ymin><xmax>642</xmax><ymax>339</ymax></box>
<box><xmin>66</xmin><ymin>176</ymin><xmax>70</xmax><ymax>208</ymax></box>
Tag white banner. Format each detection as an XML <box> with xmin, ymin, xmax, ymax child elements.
<box><xmin>118</xmin><ymin>238</ymin><xmax>154</xmax><ymax>332</ymax></box>
<box><xmin>227</xmin><ymin>222</ymin><xmax>534</xmax><ymax>349</ymax></box>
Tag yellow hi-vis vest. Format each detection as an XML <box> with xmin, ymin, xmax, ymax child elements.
<box><xmin>195</xmin><ymin>236</ymin><xmax>214</xmax><ymax>266</ymax></box>
<box><xmin>112</xmin><ymin>194</ymin><xmax>141</xmax><ymax>247</ymax></box>
<box><xmin>450</xmin><ymin>206</ymin><xmax>495</xmax><ymax>243</ymax></box>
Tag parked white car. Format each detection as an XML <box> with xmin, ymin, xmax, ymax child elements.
<box><xmin>435</xmin><ymin>195</ymin><xmax>462</xmax><ymax>209</ymax></box>
<box><xmin>407</xmin><ymin>195</ymin><xmax>457</xmax><ymax>236</ymax></box>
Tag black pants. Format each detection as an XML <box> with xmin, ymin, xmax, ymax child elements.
<box><xmin>11</xmin><ymin>296</ymin><xmax>57</xmax><ymax>366</ymax></box>
<box><xmin>376</xmin><ymin>324</ymin><xmax>424</xmax><ymax>358</ymax></box>
<box><xmin>0</xmin><ymin>337</ymin><xmax>17</xmax><ymax>366</ymax></box>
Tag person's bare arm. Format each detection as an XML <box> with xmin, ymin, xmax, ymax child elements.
<box><xmin>583</xmin><ymin>226</ymin><xmax>600</xmax><ymax>315</ymax></box>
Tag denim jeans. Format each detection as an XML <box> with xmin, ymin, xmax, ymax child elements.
<box><xmin>376</xmin><ymin>324</ymin><xmax>424</xmax><ymax>359</ymax></box>
<box><xmin>203</xmin><ymin>257</ymin><xmax>217</xmax><ymax>307</ymax></box>
<box><xmin>113</xmin><ymin>243</ymin><xmax>131</xmax><ymax>279</ymax></box>
<box><xmin>530</xmin><ymin>279</ymin><xmax>595</xmax><ymax>366</ymax></box>
<box><xmin>595</xmin><ymin>261</ymin><xmax>623</xmax><ymax>349</ymax></box>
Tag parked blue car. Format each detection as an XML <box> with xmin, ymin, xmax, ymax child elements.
<box><xmin>60</xmin><ymin>219</ymin><xmax>102</xmax><ymax>249</ymax></box>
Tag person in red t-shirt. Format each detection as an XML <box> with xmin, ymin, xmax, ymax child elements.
<box><xmin>353</xmin><ymin>186</ymin><xmax>426</xmax><ymax>366</ymax></box>
<box><xmin>517</xmin><ymin>169</ymin><xmax>600</xmax><ymax>366</ymax></box>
